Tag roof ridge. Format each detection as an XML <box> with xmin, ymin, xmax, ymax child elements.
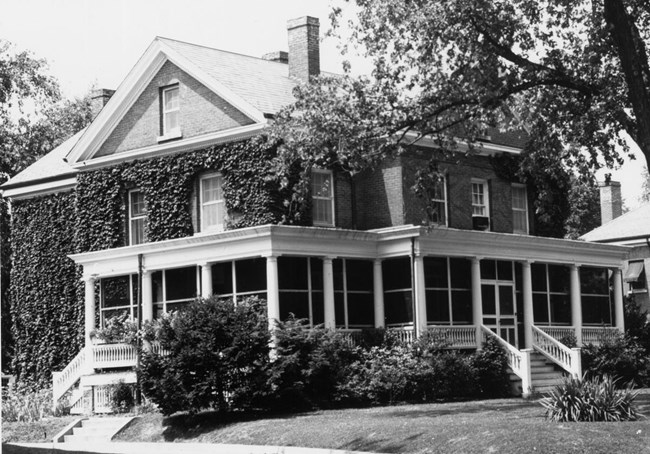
<box><xmin>156</xmin><ymin>36</ymin><xmax>289</xmax><ymax>66</ymax></box>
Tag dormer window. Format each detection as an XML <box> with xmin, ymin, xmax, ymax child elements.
<box><xmin>159</xmin><ymin>85</ymin><xmax>181</xmax><ymax>141</ymax></box>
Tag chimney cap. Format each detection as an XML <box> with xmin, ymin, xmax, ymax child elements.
<box><xmin>287</xmin><ymin>16</ymin><xmax>320</xmax><ymax>30</ymax></box>
<box><xmin>91</xmin><ymin>88</ymin><xmax>116</xmax><ymax>99</ymax></box>
<box><xmin>598</xmin><ymin>180</ymin><xmax>621</xmax><ymax>188</ymax></box>
<box><xmin>262</xmin><ymin>51</ymin><xmax>289</xmax><ymax>63</ymax></box>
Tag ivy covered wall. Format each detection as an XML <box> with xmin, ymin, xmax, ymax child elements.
<box><xmin>10</xmin><ymin>192</ymin><xmax>83</xmax><ymax>388</ymax></box>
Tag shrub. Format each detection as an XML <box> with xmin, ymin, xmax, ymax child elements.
<box><xmin>582</xmin><ymin>332</ymin><xmax>649</xmax><ymax>387</ymax></box>
<box><xmin>267</xmin><ymin>317</ymin><xmax>360</xmax><ymax>410</ymax></box>
<box><xmin>109</xmin><ymin>381</ymin><xmax>135</xmax><ymax>413</ymax></box>
<box><xmin>91</xmin><ymin>313</ymin><xmax>139</xmax><ymax>345</ymax></box>
<box><xmin>1</xmin><ymin>386</ymin><xmax>66</xmax><ymax>422</ymax></box>
<box><xmin>138</xmin><ymin>296</ymin><xmax>270</xmax><ymax>415</ymax></box>
<box><xmin>472</xmin><ymin>336</ymin><xmax>511</xmax><ymax>398</ymax></box>
<box><xmin>541</xmin><ymin>375</ymin><xmax>640</xmax><ymax>422</ymax></box>
<box><xmin>625</xmin><ymin>295</ymin><xmax>650</xmax><ymax>353</ymax></box>
<box><xmin>417</xmin><ymin>351</ymin><xmax>477</xmax><ymax>400</ymax></box>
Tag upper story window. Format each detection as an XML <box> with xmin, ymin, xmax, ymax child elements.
<box><xmin>129</xmin><ymin>189</ymin><xmax>146</xmax><ymax>245</ymax></box>
<box><xmin>471</xmin><ymin>179</ymin><xmax>489</xmax><ymax>230</ymax></box>
<box><xmin>200</xmin><ymin>173</ymin><xmax>225</xmax><ymax>232</ymax></box>
<box><xmin>312</xmin><ymin>169</ymin><xmax>335</xmax><ymax>226</ymax></box>
<box><xmin>428</xmin><ymin>176</ymin><xmax>447</xmax><ymax>226</ymax></box>
<box><xmin>511</xmin><ymin>184</ymin><xmax>529</xmax><ymax>234</ymax></box>
<box><xmin>160</xmin><ymin>85</ymin><xmax>180</xmax><ymax>139</ymax></box>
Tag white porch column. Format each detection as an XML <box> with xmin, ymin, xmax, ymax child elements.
<box><xmin>265</xmin><ymin>255</ymin><xmax>280</xmax><ymax>332</ymax></box>
<box><xmin>373</xmin><ymin>259</ymin><xmax>385</xmax><ymax>328</ymax></box>
<box><xmin>413</xmin><ymin>254</ymin><xmax>428</xmax><ymax>337</ymax></box>
<box><xmin>570</xmin><ymin>264</ymin><xmax>583</xmax><ymax>346</ymax></box>
<box><xmin>471</xmin><ymin>257</ymin><xmax>483</xmax><ymax>349</ymax></box>
<box><xmin>141</xmin><ymin>269</ymin><xmax>153</xmax><ymax>323</ymax></box>
<box><xmin>613</xmin><ymin>268</ymin><xmax>625</xmax><ymax>332</ymax></box>
<box><xmin>83</xmin><ymin>275</ymin><xmax>97</xmax><ymax>347</ymax></box>
<box><xmin>323</xmin><ymin>257</ymin><xmax>336</xmax><ymax>330</ymax></box>
<box><xmin>200</xmin><ymin>262</ymin><xmax>213</xmax><ymax>299</ymax></box>
<box><xmin>521</xmin><ymin>261</ymin><xmax>534</xmax><ymax>349</ymax></box>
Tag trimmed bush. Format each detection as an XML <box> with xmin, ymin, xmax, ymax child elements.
<box><xmin>541</xmin><ymin>375</ymin><xmax>640</xmax><ymax>422</ymax></box>
<box><xmin>582</xmin><ymin>332</ymin><xmax>649</xmax><ymax>387</ymax></box>
<box><xmin>472</xmin><ymin>336</ymin><xmax>511</xmax><ymax>398</ymax></box>
<box><xmin>139</xmin><ymin>296</ymin><xmax>270</xmax><ymax>415</ymax></box>
<box><xmin>109</xmin><ymin>381</ymin><xmax>135</xmax><ymax>413</ymax></box>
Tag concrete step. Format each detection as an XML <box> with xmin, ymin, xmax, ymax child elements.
<box><xmin>532</xmin><ymin>377</ymin><xmax>564</xmax><ymax>388</ymax></box>
<box><xmin>531</xmin><ymin>371</ymin><xmax>564</xmax><ymax>380</ymax></box>
<box><xmin>60</xmin><ymin>417</ymin><xmax>133</xmax><ymax>443</ymax></box>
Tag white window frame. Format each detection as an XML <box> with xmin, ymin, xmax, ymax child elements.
<box><xmin>152</xmin><ymin>266</ymin><xmax>200</xmax><ymax>316</ymax></box>
<box><xmin>100</xmin><ymin>275</ymin><xmax>137</xmax><ymax>327</ymax></box>
<box><xmin>511</xmin><ymin>183</ymin><xmax>529</xmax><ymax>234</ymax></box>
<box><xmin>128</xmin><ymin>189</ymin><xmax>146</xmax><ymax>245</ymax></box>
<box><xmin>471</xmin><ymin>179</ymin><xmax>489</xmax><ymax>218</ymax></box>
<box><xmin>199</xmin><ymin>173</ymin><xmax>225</xmax><ymax>232</ymax></box>
<box><xmin>311</xmin><ymin>169</ymin><xmax>335</xmax><ymax>227</ymax></box>
<box><xmin>160</xmin><ymin>85</ymin><xmax>181</xmax><ymax>139</ymax></box>
<box><xmin>428</xmin><ymin>176</ymin><xmax>448</xmax><ymax>226</ymax></box>
<box><xmin>334</xmin><ymin>258</ymin><xmax>374</xmax><ymax>329</ymax></box>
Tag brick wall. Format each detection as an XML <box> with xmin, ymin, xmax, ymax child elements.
<box><xmin>96</xmin><ymin>61</ymin><xmax>253</xmax><ymax>157</ymax></box>
<box><xmin>354</xmin><ymin>159</ymin><xmax>405</xmax><ymax>229</ymax></box>
<box><xmin>334</xmin><ymin>172</ymin><xmax>354</xmax><ymax>229</ymax></box>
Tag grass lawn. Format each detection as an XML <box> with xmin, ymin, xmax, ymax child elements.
<box><xmin>4</xmin><ymin>392</ymin><xmax>650</xmax><ymax>453</ymax></box>
<box><xmin>2</xmin><ymin>415</ymin><xmax>78</xmax><ymax>444</ymax></box>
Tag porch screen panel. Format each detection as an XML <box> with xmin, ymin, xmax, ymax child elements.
<box><xmin>236</xmin><ymin>258</ymin><xmax>267</xmax><ymax>301</ymax></box>
<box><xmin>532</xmin><ymin>263</ymin><xmax>570</xmax><ymax>325</ymax></box>
<box><xmin>334</xmin><ymin>259</ymin><xmax>374</xmax><ymax>328</ymax></box>
<box><xmin>165</xmin><ymin>266</ymin><xmax>198</xmax><ymax>313</ymax></box>
<box><xmin>424</xmin><ymin>257</ymin><xmax>471</xmax><ymax>325</ymax></box>
<box><xmin>278</xmin><ymin>257</ymin><xmax>324</xmax><ymax>326</ymax></box>
<box><xmin>211</xmin><ymin>262</ymin><xmax>233</xmax><ymax>297</ymax></box>
<box><xmin>383</xmin><ymin>257</ymin><xmax>413</xmax><ymax>326</ymax></box>
<box><xmin>580</xmin><ymin>266</ymin><xmax>613</xmax><ymax>325</ymax></box>
<box><xmin>100</xmin><ymin>275</ymin><xmax>135</xmax><ymax>325</ymax></box>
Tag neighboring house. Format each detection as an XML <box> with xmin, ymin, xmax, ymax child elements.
<box><xmin>582</xmin><ymin>182</ymin><xmax>650</xmax><ymax>315</ymax></box>
<box><xmin>1</xmin><ymin>17</ymin><xmax>629</xmax><ymax>412</ymax></box>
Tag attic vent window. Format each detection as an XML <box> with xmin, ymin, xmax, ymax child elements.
<box><xmin>159</xmin><ymin>85</ymin><xmax>182</xmax><ymax>141</ymax></box>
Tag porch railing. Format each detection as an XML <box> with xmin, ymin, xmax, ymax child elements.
<box><xmin>538</xmin><ymin>326</ymin><xmax>575</xmax><ymax>342</ymax></box>
<box><xmin>481</xmin><ymin>325</ymin><xmax>531</xmax><ymax>394</ymax></box>
<box><xmin>427</xmin><ymin>325</ymin><xmax>478</xmax><ymax>348</ymax></box>
<box><xmin>582</xmin><ymin>326</ymin><xmax>620</xmax><ymax>345</ymax></box>
<box><xmin>532</xmin><ymin>325</ymin><xmax>581</xmax><ymax>377</ymax></box>
<box><xmin>387</xmin><ymin>326</ymin><xmax>415</xmax><ymax>344</ymax></box>
<box><xmin>53</xmin><ymin>347</ymin><xmax>89</xmax><ymax>404</ymax></box>
<box><xmin>92</xmin><ymin>343</ymin><xmax>138</xmax><ymax>369</ymax></box>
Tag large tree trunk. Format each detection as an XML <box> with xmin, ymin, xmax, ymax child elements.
<box><xmin>604</xmin><ymin>0</ymin><xmax>650</xmax><ymax>165</ymax></box>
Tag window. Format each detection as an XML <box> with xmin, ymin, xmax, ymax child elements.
<box><xmin>625</xmin><ymin>261</ymin><xmax>647</xmax><ymax>292</ymax></box>
<box><xmin>334</xmin><ymin>259</ymin><xmax>374</xmax><ymax>329</ymax></box>
<box><xmin>152</xmin><ymin>266</ymin><xmax>199</xmax><ymax>318</ymax></box>
<box><xmin>210</xmin><ymin>258</ymin><xmax>267</xmax><ymax>303</ymax></box>
<box><xmin>580</xmin><ymin>266</ymin><xmax>613</xmax><ymax>325</ymax></box>
<box><xmin>428</xmin><ymin>176</ymin><xmax>447</xmax><ymax>226</ymax></box>
<box><xmin>424</xmin><ymin>257</ymin><xmax>472</xmax><ymax>325</ymax></box>
<box><xmin>129</xmin><ymin>189</ymin><xmax>146</xmax><ymax>245</ymax></box>
<box><xmin>161</xmin><ymin>85</ymin><xmax>180</xmax><ymax>137</ymax></box>
<box><xmin>100</xmin><ymin>275</ymin><xmax>138</xmax><ymax>326</ymax></box>
<box><xmin>278</xmin><ymin>257</ymin><xmax>324</xmax><ymax>326</ymax></box>
<box><xmin>512</xmin><ymin>184</ymin><xmax>529</xmax><ymax>234</ymax></box>
<box><xmin>471</xmin><ymin>179</ymin><xmax>489</xmax><ymax>216</ymax></box>
<box><xmin>200</xmin><ymin>173</ymin><xmax>225</xmax><ymax>232</ymax></box>
<box><xmin>531</xmin><ymin>263</ymin><xmax>571</xmax><ymax>325</ymax></box>
<box><xmin>383</xmin><ymin>257</ymin><xmax>413</xmax><ymax>326</ymax></box>
<box><xmin>311</xmin><ymin>169</ymin><xmax>334</xmax><ymax>226</ymax></box>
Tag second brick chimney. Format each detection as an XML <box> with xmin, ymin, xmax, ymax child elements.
<box><xmin>599</xmin><ymin>180</ymin><xmax>623</xmax><ymax>225</ymax></box>
<box><xmin>90</xmin><ymin>88</ymin><xmax>115</xmax><ymax>119</ymax></box>
<box><xmin>287</xmin><ymin>16</ymin><xmax>320</xmax><ymax>82</ymax></box>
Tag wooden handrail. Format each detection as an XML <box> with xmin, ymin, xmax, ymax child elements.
<box><xmin>480</xmin><ymin>325</ymin><xmax>532</xmax><ymax>394</ymax></box>
<box><xmin>532</xmin><ymin>325</ymin><xmax>581</xmax><ymax>377</ymax></box>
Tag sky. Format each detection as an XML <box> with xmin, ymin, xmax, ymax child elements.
<box><xmin>2</xmin><ymin>0</ymin><xmax>647</xmax><ymax>210</ymax></box>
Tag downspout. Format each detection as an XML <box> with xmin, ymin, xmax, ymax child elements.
<box><xmin>136</xmin><ymin>253</ymin><xmax>143</xmax><ymax>405</ymax></box>
<box><xmin>410</xmin><ymin>237</ymin><xmax>417</xmax><ymax>338</ymax></box>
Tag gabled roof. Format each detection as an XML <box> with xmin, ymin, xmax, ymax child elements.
<box><xmin>581</xmin><ymin>203</ymin><xmax>650</xmax><ymax>244</ymax></box>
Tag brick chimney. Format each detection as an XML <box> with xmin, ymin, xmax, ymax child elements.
<box><xmin>90</xmin><ymin>88</ymin><xmax>115</xmax><ymax>119</ymax></box>
<box><xmin>287</xmin><ymin>16</ymin><xmax>320</xmax><ymax>82</ymax></box>
<box><xmin>599</xmin><ymin>180</ymin><xmax>623</xmax><ymax>224</ymax></box>
<box><xmin>262</xmin><ymin>51</ymin><xmax>289</xmax><ymax>64</ymax></box>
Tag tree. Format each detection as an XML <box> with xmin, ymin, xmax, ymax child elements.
<box><xmin>272</xmin><ymin>0</ymin><xmax>650</xmax><ymax>234</ymax></box>
<box><xmin>641</xmin><ymin>166</ymin><xmax>650</xmax><ymax>203</ymax></box>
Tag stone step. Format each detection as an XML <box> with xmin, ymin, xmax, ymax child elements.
<box><xmin>532</xmin><ymin>377</ymin><xmax>564</xmax><ymax>388</ymax></box>
<box><xmin>59</xmin><ymin>417</ymin><xmax>134</xmax><ymax>443</ymax></box>
<box><xmin>531</xmin><ymin>371</ymin><xmax>563</xmax><ymax>380</ymax></box>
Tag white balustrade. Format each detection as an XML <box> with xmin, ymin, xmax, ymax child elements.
<box><xmin>581</xmin><ymin>327</ymin><xmax>619</xmax><ymax>345</ymax></box>
<box><xmin>481</xmin><ymin>325</ymin><xmax>532</xmax><ymax>394</ymax></box>
<box><xmin>531</xmin><ymin>325</ymin><xmax>581</xmax><ymax>377</ymax></box>
<box><xmin>538</xmin><ymin>326</ymin><xmax>576</xmax><ymax>342</ymax></box>
<box><xmin>53</xmin><ymin>347</ymin><xmax>89</xmax><ymax>404</ymax></box>
<box><xmin>427</xmin><ymin>325</ymin><xmax>478</xmax><ymax>348</ymax></box>
<box><xmin>93</xmin><ymin>385</ymin><xmax>114</xmax><ymax>413</ymax></box>
<box><xmin>388</xmin><ymin>326</ymin><xmax>415</xmax><ymax>344</ymax></box>
<box><xmin>92</xmin><ymin>343</ymin><xmax>138</xmax><ymax>369</ymax></box>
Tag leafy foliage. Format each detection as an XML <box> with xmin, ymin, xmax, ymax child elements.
<box><xmin>109</xmin><ymin>381</ymin><xmax>136</xmax><ymax>414</ymax></box>
<box><xmin>9</xmin><ymin>193</ymin><xmax>83</xmax><ymax>387</ymax></box>
<box><xmin>541</xmin><ymin>375</ymin><xmax>640</xmax><ymax>422</ymax></box>
<box><xmin>139</xmin><ymin>296</ymin><xmax>270</xmax><ymax>416</ymax></box>
<box><xmin>91</xmin><ymin>313</ymin><xmax>139</xmax><ymax>345</ymax></box>
<box><xmin>1</xmin><ymin>386</ymin><xmax>67</xmax><ymax>422</ymax></box>
<box><xmin>472</xmin><ymin>336</ymin><xmax>512</xmax><ymax>398</ymax></box>
<box><xmin>582</xmin><ymin>331</ymin><xmax>649</xmax><ymax>387</ymax></box>
<box><xmin>625</xmin><ymin>294</ymin><xmax>650</xmax><ymax>353</ymax></box>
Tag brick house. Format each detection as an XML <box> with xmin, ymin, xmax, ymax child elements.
<box><xmin>1</xmin><ymin>17</ymin><xmax>629</xmax><ymax>412</ymax></box>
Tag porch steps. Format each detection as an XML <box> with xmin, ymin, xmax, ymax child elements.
<box><xmin>530</xmin><ymin>352</ymin><xmax>566</xmax><ymax>394</ymax></box>
<box><xmin>62</xmin><ymin>416</ymin><xmax>134</xmax><ymax>443</ymax></box>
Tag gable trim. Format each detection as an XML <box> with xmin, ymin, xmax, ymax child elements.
<box><xmin>67</xmin><ymin>38</ymin><xmax>267</xmax><ymax>165</ymax></box>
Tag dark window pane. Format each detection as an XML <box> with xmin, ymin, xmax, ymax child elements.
<box><xmin>102</xmin><ymin>308</ymin><xmax>129</xmax><ymax>324</ymax></box>
<box><xmin>131</xmin><ymin>275</ymin><xmax>139</xmax><ymax>307</ymax></box>
<box><xmin>166</xmin><ymin>300</ymin><xmax>191</xmax><ymax>313</ymax></box>
<box><xmin>278</xmin><ymin>257</ymin><xmax>308</xmax><ymax>290</ymax></box>
<box><xmin>346</xmin><ymin>259</ymin><xmax>373</xmax><ymax>291</ymax></box>
<box><xmin>531</xmin><ymin>263</ymin><xmax>547</xmax><ymax>292</ymax></box>
<box><xmin>548</xmin><ymin>265</ymin><xmax>569</xmax><ymax>293</ymax></box>
<box><xmin>497</xmin><ymin>261</ymin><xmax>513</xmax><ymax>281</ymax></box>
<box><xmin>347</xmin><ymin>293</ymin><xmax>374</xmax><ymax>327</ymax></box>
<box><xmin>166</xmin><ymin>267</ymin><xmax>197</xmax><ymax>301</ymax></box>
<box><xmin>499</xmin><ymin>285</ymin><xmax>514</xmax><ymax>315</ymax></box>
<box><xmin>481</xmin><ymin>285</ymin><xmax>495</xmax><ymax>314</ymax></box>
<box><xmin>333</xmin><ymin>259</ymin><xmax>344</xmax><ymax>290</ymax></box>
<box><xmin>279</xmin><ymin>292</ymin><xmax>309</xmax><ymax>321</ymax></box>
<box><xmin>426</xmin><ymin>289</ymin><xmax>450</xmax><ymax>323</ymax></box>
<box><xmin>550</xmin><ymin>294</ymin><xmax>571</xmax><ymax>324</ymax></box>
<box><xmin>212</xmin><ymin>262</ymin><xmax>233</xmax><ymax>295</ymax></box>
<box><xmin>312</xmin><ymin>292</ymin><xmax>324</xmax><ymax>325</ymax></box>
<box><xmin>153</xmin><ymin>304</ymin><xmax>163</xmax><ymax>319</ymax></box>
<box><xmin>383</xmin><ymin>257</ymin><xmax>411</xmax><ymax>290</ymax></box>
<box><xmin>424</xmin><ymin>257</ymin><xmax>448</xmax><ymax>288</ymax></box>
<box><xmin>533</xmin><ymin>293</ymin><xmax>549</xmax><ymax>324</ymax></box>
<box><xmin>384</xmin><ymin>291</ymin><xmax>413</xmax><ymax>325</ymax></box>
<box><xmin>480</xmin><ymin>260</ymin><xmax>496</xmax><ymax>280</ymax></box>
<box><xmin>335</xmin><ymin>292</ymin><xmax>345</xmax><ymax>327</ymax></box>
<box><xmin>236</xmin><ymin>258</ymin><xmax>267</xmax><ymax>293</ymax></box>
<box><xmin>102</xmin><ymin>276</ymin><xmax>130</xmax><ymax>308</ymax></box>
<box><xmin>514</xmin><ymin>262</ymin><xmax>523</xmax><ymax>291</ymax></box>
<box><xmin>580</xmin><ymin>267</ymin><xmax>609</xmax><ymax>295</ymax></box>
<box><xmin>311</xmin><ymin>258</ymin><xmax>324</xmax><ymax>291</ymax></box>
<box><xmin>582</xmin><ymin>295</ymin><xmax>612</xmax><ymax>324</ymax></box>
<box><xmin>451</xmin><ymin>290</ymin><xmax>472</xmax><ymax>323</ymax></box>
<box><xmin>449</xmin><ymin>258</ymin><xmax>471</xmax><ymax>289</ymax></box>
<box><xmin>152</xmin><ymin>271</ymin><xmax>163</xmax><ymax>303</ymax></box>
